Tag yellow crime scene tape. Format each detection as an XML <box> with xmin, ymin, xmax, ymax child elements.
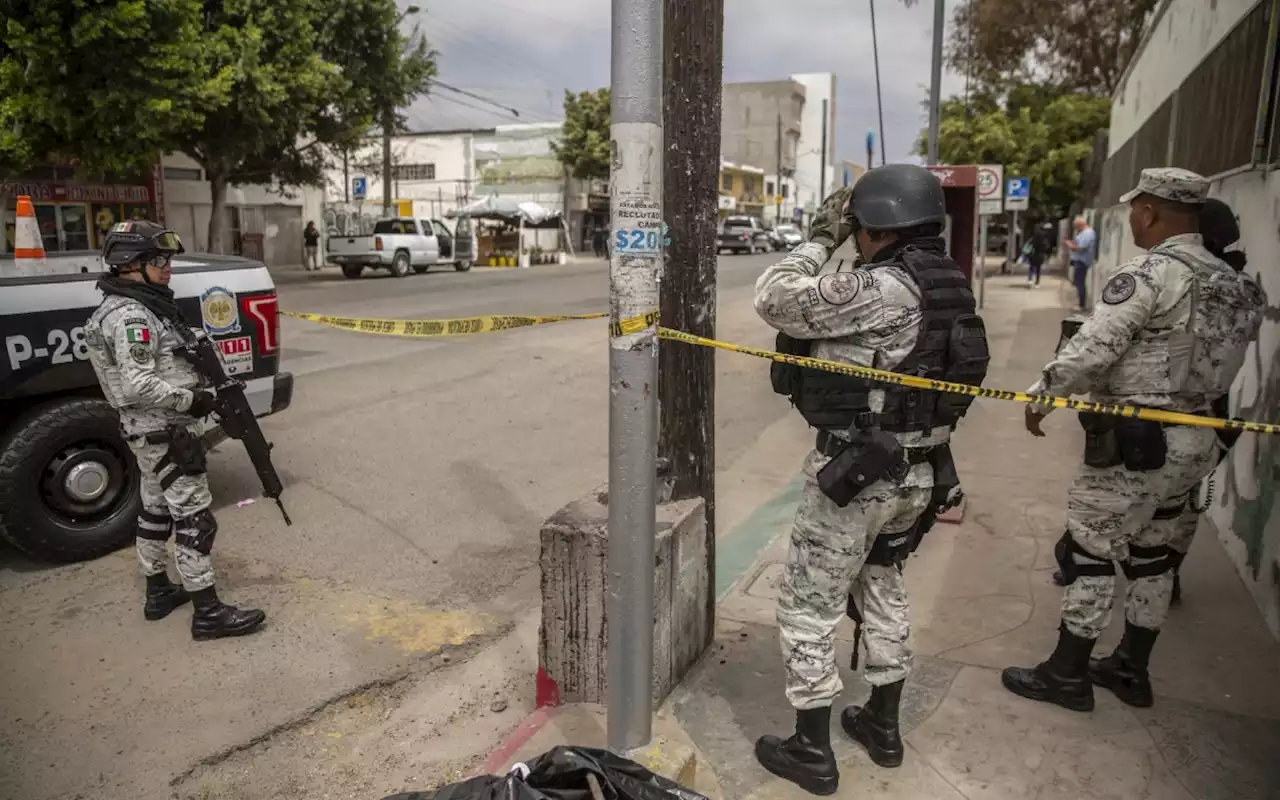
<box><xmin>282</xmin><ymin>308</ymin><xmax>1280</xmax><ymax>436</ymax></box>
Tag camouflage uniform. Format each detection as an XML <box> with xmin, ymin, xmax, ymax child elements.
<box><xmin>1028</xmin><ymin>169</ymin><xmax>1266</xmax><ymax>640</ymax></box>
<box><xmin>84</xmin><ymin>295</ymin><xmax>216</xmax><ymax>591</ymax></box>
<box><xmin>755</xmin><ymin>236</ymin><xmax>945</xmax><ymax>709</ymax></box>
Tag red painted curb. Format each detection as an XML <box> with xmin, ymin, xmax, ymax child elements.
<box><xmin>479</xmin><ymin>706</ymin><xmax>559</xmax><ymax>776</ymax></box>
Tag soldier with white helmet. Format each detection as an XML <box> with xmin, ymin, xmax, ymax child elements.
<box><xmin>1004</xmin><ymin>168</ymin><xmax>1267</xmax><ymax>711</ymax></box>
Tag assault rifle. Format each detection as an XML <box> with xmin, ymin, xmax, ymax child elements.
<box><xmin>174</xmin><ymin>327</ymin><xmax>292</xmax><ymax>525</ymax></box>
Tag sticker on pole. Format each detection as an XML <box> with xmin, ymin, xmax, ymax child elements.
<box><xmin>978</xmin><ymin>164</ymin><xmax>1004</xmax><ymax>217</ymax></box>
<box><xmin>614</xmin><ymin>198</ymin><xmax>663</xmax><ymax>255</ymax></box>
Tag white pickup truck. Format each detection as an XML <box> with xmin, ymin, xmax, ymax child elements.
<box><xmin>0</xmin><ymin>253</ymin><xmax>294</xmax><ymax>562</ymax></box>
<box><xmin>326</xmin><ymin>216</ymin><xmax>476</xmax><ymax>279</ymax></box>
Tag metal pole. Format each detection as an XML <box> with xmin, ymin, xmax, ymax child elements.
<box><xmin>1006</xmin><ymin>209</ymin><xmax>1019</xmax><ymax>274</ymax></box>
<box><xmin>382</xmin><ymin>111</ymin><xmax>393</xmax><ymax>215</ymax></box>
<box><xmin>343</xmin><ymin>150</ymin><xmax>350</xmax><ymax>204</ymax></box>
<box><xmin>978</xmin><ymin>214</ymin><xmax>988</xmax><ymax>309</ymax></box>
<box><xmin>608</xmin><ymin>0</ymin><xmax>662</xmax><ymax>754</ymax></box>
<box><xmin>926</xmin><ymin>0</ymin><xmax>945</xmax><ymax>165</ymax></box>
<box><xmin>869</xmin><ymin>0</ymin><xmax>887</xmax><ymax>166</ymax></box>
<box><xmin>775</xmin><ymin>112</ymin><xmax>782</xmax><ymax>224</ymax></box>
<box><xmin>819</xmin><ymin>98</ymin><xmax>828</xmax><ymax>201</ymax></box>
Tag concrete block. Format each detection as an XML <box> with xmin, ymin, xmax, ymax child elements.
<box><xmin>538</xmin><ymin>485</ymin><xmax>712</xmax><ymax>708</ymax></box>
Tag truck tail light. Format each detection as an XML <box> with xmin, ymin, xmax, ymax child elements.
<box><xmin>742</xmin><ymin>234</ymin><xmax>750</xmax><ymax>241</ymax></box>
<box><xmin>375</xmin><ymin>236</ymin><xmax>384</xmax><ymax>251</ymax></box>
<box><xmin>242</xmin><ymin>292</ymin><xmax>280</xmax><ymax>355</ymax></box>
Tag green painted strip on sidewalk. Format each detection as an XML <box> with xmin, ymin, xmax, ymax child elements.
<box><xmin>715</xmin><ymin>474</ymin><xmax>803</xmax><ymax>600</ymax></box>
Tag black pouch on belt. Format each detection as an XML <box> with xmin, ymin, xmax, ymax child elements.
<box><xmin>817</xmin><ymin>429</ymin><xmax>908</xmax><ymax>508</ymax></box>
<box><xmin>1116</xmin><ymin>417</ymin><xmax>1167</xmax><ymax>471</ymax></box>
<box><xmin>148</xmin><ymin>425</ymin><xmax>207</xmax><ymax>476</ymax></box>
<box><xmin>1078</xmin><ymin>411</ymin><xmax>1122</xmax><ymax>468</ymax></box>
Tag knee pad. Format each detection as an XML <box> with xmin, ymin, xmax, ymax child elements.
<box><xmin>1151</xmin><ymin>501</ymin><xmax>1186</xmax><ymax>521</ymax></box>
<box><xmin>137</xmin><ymin>508</ymin><xmax>172</xmax><ymax>541</ymax></box>
<box><xmin>1054</xmin><ymin>530</ymin><xmax>1115</xmax><ymax>585</ymax></box>
<box><xmin>1122</xmin><ymin>543</ymin><xmax>1173</xmax><ymax>579</ymax></box>
<box><xmin>175</xmin><ymin>509</ymin><xmax>218</xmax><ymax>555</ymax></box>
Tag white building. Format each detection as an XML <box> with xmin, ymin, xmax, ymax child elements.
<box><xmin>161</xmin><ymin>152</ymin><xmax>325</xmax><ymax>268</ymax></box>
<box><xmin>324</xmin><ymin>128</ymin><xmax>483</xmax><ymax>220</ymax></box>
<box><xmin>1090</xmin><ymin>0</ymin><xmax>1280</xmax><ymax>637</ymax></box>
<box><xmin>792</xmin><ymin>72</ymin><xmax>837</xmax><ymax>215</ymax></box>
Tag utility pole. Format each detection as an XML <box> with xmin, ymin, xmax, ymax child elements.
<box><xmin>774</xmin><ymin>112</ymin><xmax>782</xmax><ymax>225</ymax></box>
<box><xmin>869</xmin><ymin>0</ymin><xmax>887</xmax><ymax>166</ymax></box>
<box><xmin>382</xmin><ymin>112</ymin><xmax>394</xmax><ymax>215</ymax></box>
<box><xmin>661</xmin><ymin>0</ymin><xmax>723</xmax><ymax>665</ymax></box>
<box><xmin>343</xmin><ymin>150</ymin><xmax>350</xmax><ymax>203</ymax></box>
<box><xmin>819</xmin><ymin>98</ymin><xmax>828</xmax><ymax>201</ymax></box>
<box><xmin>608</xmin><ymin>0</ymin><xmax>663</xmax><ymax>753</ymax></box>
<box><xmin>926</xmin><ymin>0</ymin><xmax>945</xmax><ymax>165</ymax></box>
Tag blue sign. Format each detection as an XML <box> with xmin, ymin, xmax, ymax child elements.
<box><xmin>352</xmin><ymin>175</ymin><xmax>367</xmax><ymax>200</ymax></box>
<box><xmin>1006</xmin><ymin>177</ymin><xmax>1030</xmax><ymax>198</ymax></box>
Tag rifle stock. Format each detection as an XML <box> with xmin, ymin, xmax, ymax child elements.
<box><xmin>174</xmin><ymin>327</ymin><xmax>292</xmax><ymax>526</ymax></box>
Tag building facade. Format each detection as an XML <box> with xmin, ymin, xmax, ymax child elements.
<box><xmin>1089</xmin><ymin>0</ymin><xmax>1280</xmax><ymax>637</ymax></box>
<box><xmin>717</xmin><ymin>160</ymin><xmax>767</xmax><ymax>220</ymax></box>
<box><xmin>792</xmin><ymin>72</ymin><xmax>837</xmax><ymax>216</ymax></box>
<box><xmin>2</xmin><ymin>164</ymin><xmax>164</xmax><ymax>255</ymax></box>
<box><xmin>721</xmin><ymin>79</ymin><xmax>805</xmax><ymax>225</ymax></box>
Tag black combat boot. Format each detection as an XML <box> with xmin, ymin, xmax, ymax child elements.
<box><xmin>1051</xmin><ymin>570</ymin><xmax>1068</xmax><ymax>587</ymax></box>
<box><xmin>840</xmin><ymin>679</ymin><xmax>904</xmax><ymax>767</ymax></box>
<box><xmin>1089</xmin><ymin>622</ymin><xmax>1159</xmax><ymax>708</ymax></box>
<box><xmin>190</xmin><ymin>587</ymin><xmax>266</xmax><ymax>641</ymax></box>
<box><xmin>1001</xmin><ymin>624</ymin><xmax>1097</xmax><ymax>712</ymax></box>
<box><xmin>754</xmin><ymin>706</ymin><xmax>839</xmax><ymax>796</ymax></box>
<box><xmin>144</xmin><ymin>573</ymin><xmax>190</xmax><ymax>621</ymax></box>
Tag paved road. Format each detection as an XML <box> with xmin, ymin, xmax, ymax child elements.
<box><xmin>0</xmin><ymin>253</ymin><xmax>809</xmax><ymax>800</ymax></box>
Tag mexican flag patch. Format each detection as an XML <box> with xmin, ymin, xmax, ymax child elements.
<box><xmin>126</xmin><ymin>327</ymin><xmax>150</xmax><ymax>344</ymax></box>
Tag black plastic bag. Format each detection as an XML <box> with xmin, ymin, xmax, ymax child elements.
<box><xmin>382</xmin><ymin>745</ymin><xmax>707</xmax><ymax>800</ymax></box>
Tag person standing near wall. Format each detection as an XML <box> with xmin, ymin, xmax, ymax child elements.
<box><xmin>1062</xmin><ymin>217</ymin><xmax>1097</xmax><ymax>311</ymax></box>
<box><xmin>303</xmin><ymin>221</ymin><xmax>321</xmax><ymax>271</ymax></box>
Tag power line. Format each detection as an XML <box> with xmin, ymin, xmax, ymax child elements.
<box><xmin>431</xmin><ymin>80</ymin><xmax>523</xmax><ymax>117</ymax></box>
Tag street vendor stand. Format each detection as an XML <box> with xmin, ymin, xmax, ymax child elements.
<box><xmin>447</xmin><ymin>197</ymin><xmax>571</xmax><ymax>267</ymax></box>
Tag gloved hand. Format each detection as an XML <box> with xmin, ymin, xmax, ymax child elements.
<box><xmin>808</xmin><ymin>186</ymin><xmax>857</xmax><ymax>251</ymax></box>
<box><xmin>188</xmin><ymin>390</ymin><xmax>217</xmax><ymax>419</ymax></box>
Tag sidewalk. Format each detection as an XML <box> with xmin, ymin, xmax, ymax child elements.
<box><xmin>493</xmin><ymin>274</ymin><xmax>1280</xmax><ymax>800</ymax></box>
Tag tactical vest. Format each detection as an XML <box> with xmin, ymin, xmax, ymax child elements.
<box><xmin>772</xmin><ymin>245</ymin><xmax>990</xmax><ymax>433</ymax></box>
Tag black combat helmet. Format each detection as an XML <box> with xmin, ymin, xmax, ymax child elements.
<box><xmin>850</xmin><ymin>163</ymin><xmax>946</xmax><ymax>231</ymax></box>
<box><xmin>101</xmin><ymin>220</ymin><xmax>185</xmax><ymax>270</ymax></box>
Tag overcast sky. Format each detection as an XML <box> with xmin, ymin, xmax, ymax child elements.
<box><xmin>403</xmin><ymin>0</ymin><xmax>967</xmax><ymax>165</ymax></box>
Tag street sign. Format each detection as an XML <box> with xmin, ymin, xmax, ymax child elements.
<box><xmin>977</xmin><ymin>164</ymin><xmax>1003</xmax><ymax>217</ymax></box>
<box><xmin>352</xmin><ymin>176</ymin><xmax>367</xmax><ymax>201</ymax></box>
<box><xmin>1005</xmin><ymin>177</ymin><xmax>1030</xmax><ymax>211</ymax></box>
<box><xmin>775</xmin><ymin>195</ymin><xmax>784</xmax><ymax>205</ymax></box>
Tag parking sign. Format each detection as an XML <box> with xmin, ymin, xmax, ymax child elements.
<box><xmin>352</xmin><ymin>176</ymin><xmax>367</xmax><ymax>201</ymax></box>
<box><xmin>1005</xmin><ymin>177</ymin><xmax>1030</xmax><ymax>211</ymax></box>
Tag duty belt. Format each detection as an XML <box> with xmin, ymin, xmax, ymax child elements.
<box><xmin>815</xmin><ymin>429</ymin><xmax>933</xmax><ymax>464</ymax></box>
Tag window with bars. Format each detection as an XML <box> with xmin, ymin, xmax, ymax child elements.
<box><xmin>392</xmin><ymin>163</ymin><xmax>436</xmax><ymax>181</ymax></box>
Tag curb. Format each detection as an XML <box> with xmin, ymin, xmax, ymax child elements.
<box><xmin>480</xmin><ymin>706</ymin><xmax>559</xmax><ymax>775</ymax></box>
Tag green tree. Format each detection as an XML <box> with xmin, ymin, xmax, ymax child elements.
<box><xmin>920</xmin><ymin>85</ymin><xmax>1110</xmax><ymax>221</ymax></box>
<box><xmin>0</xmin><ymin>0</ymin><xmax>435</xmax><ymax>252</ymax></box>
<box><xmin>0</xmin><ymin>0</ymin><xmax>215</xmax><ymax>181</ymax></box>
<box><xmin>552</xmin><ymin>88</ymin><xmax>611</xmax><ymax>180</ymax></box>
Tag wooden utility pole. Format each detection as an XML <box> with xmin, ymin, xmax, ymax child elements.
<box><xmin>661</xmin><ymin>0</ymin><xmax>723</xmax><ymax>637</ymax></box>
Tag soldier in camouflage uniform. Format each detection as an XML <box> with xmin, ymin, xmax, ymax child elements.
<box><xmin>1005</xmin><ymin>169</ymin><xmax>1266</xmax><ymax>711</ymax></box>
<box><xmin>753</xmin><ymin>165</ymin><xmax>987</xmax><ymax>795</ymax></box>
<box><xmin>85</xmin><ymin>221</ymin><xmax>266</xmax><ymax>640</ymax></box>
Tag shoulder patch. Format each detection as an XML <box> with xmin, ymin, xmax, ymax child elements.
<box><xmin>1101</xmin><ymin>273</ymin><xmax>1137</xmax><ymax>305</ymax></box>
<box><xmin>124</xmin><ymin>325</ymin><xmax>151</xmax><ymax>344</ymax></box>
<box><xmin>122</xmin><ymin>317</ymin><xmax>148</xmax><ymax>327</ymax></box>
<box><xmin>817</xmin><ymin>271</ymin><xmax>873</xmax><ymax>306</ymax></box>
<box><xmin>129</xmin><ymin>343</ymin><xmax>153</xmax><ymax>364</ymax></box>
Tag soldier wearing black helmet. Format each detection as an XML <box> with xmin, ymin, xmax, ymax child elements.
<box><xmin>753</xmin><ymin>164</ymin><xmax>989</xmax><ymax>793</ymax></box>
<box><xmin>83</xmin><ymin>221</ymin><xmax>266</xmax><ymax>640</ymax></box>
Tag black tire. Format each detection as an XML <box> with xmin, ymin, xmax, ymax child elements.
<box><xmin>454</xmin><ymin>259</ymin><xmax>473</xmax><ymax>272</ymax></box>
<box><xmin>0</xmin><ymin>397</ymin><xmax>140</xmax><ymax>563</ymax></box>
<box><xmin>390</xmin><ymin>251</ymin><xmax>410</xmax><ymax>278</ymax></box>
<box><xmin>341</xmin><ymin>264</ymin><xmax>364</xmax><ymax>279</ymax></box>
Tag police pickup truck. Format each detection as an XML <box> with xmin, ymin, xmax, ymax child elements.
<box><xmin>0</xmin><ymin>253</ymin><xmax>294</xmax><ymax>563</ymax></box>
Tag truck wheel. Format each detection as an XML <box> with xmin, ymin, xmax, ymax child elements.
<box><xmin>341</xmin><ymin>264</ymin><xmax>364</xmax><ymax>279</ymax></box>
<box><xmin>454</xmin><ymin>259</ymin><xmax>473</xmax><ymax>272</ymax></box>
<box><xmin>0</xmin><ymin>397</ymin><xmax>139</xmax><ymax>563</ymax></box>
<box><xmin>390</xmin><ymin>251</ymin><xmax>410</xmax><ymax>278</ymax></box>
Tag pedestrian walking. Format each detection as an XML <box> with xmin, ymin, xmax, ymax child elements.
<box><xmin>591</xmin><ymin>227</ymin><xmax>606</xmax><ymax>259</ymax></box>
<box><xmin>1062</xmin><ymin>217</ymin><xmax>1097</xmax><ymax>310</ymax></box>
<box><xmin>1026</xmin><ymin>222</ymin><xmax>1054</xmax><ymax>286</ymax></box>
<box><xmin>1006</xmin><ymin>169</ymin><xmax>1266</xmax><ymax>712</ymax></box>
<box><xmin>304</xmin><ymin>221</ymin><xmax>321</xmax><ymax>271</ymax></box>
<box><xmin>752</xmin><ymin>165</ymin><xmax>989</xmax><ymax>794</ymax></box>
<box><xmin>84</xmin><ymin>221</ymin><xmax>267</xmax><ymax>640</ymax></box>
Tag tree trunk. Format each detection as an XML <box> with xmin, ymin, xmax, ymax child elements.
<box><xmin>207</xmin><ymin>172</ymin><xmax>227</xmax><ymax>254</ymax></box>
<box><xmin>661</xmin><ymin>0</ymin><xmax>724</xmax><ymax>638</ymax></box>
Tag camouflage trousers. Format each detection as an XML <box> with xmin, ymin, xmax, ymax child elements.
<box><xmin>1062</xmin><ymin>425</ymin><xmax>1218</xmax><ymax>639</ymax></box>
<box><xmin>778</xmin><ymin>449</ymin><xmax>930</xmax><ymax>710</ymax></box>
<box><xmin>127</xmin><ymin>430</ymin><xmax>216</xmax><ymax>592</ymax></box>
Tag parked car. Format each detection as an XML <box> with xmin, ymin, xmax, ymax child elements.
<box><xmin>0</xmin><ymin>252</ymin><xmax>293</xmax><ymax>562</ymax></box>
<box><xmin>326</xmin><ymin>217</ymin><xmax>475</xmax><ymax>279</ymax></box>
<box><xmin>773</xmin><ymin>223</ymin><xmax>804</xmax><ymax>250</ymax></box>
<box><xmin>717</xmin><ymin>215</ymin><xmax>771</xmax><ymax>255</ymax></box>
